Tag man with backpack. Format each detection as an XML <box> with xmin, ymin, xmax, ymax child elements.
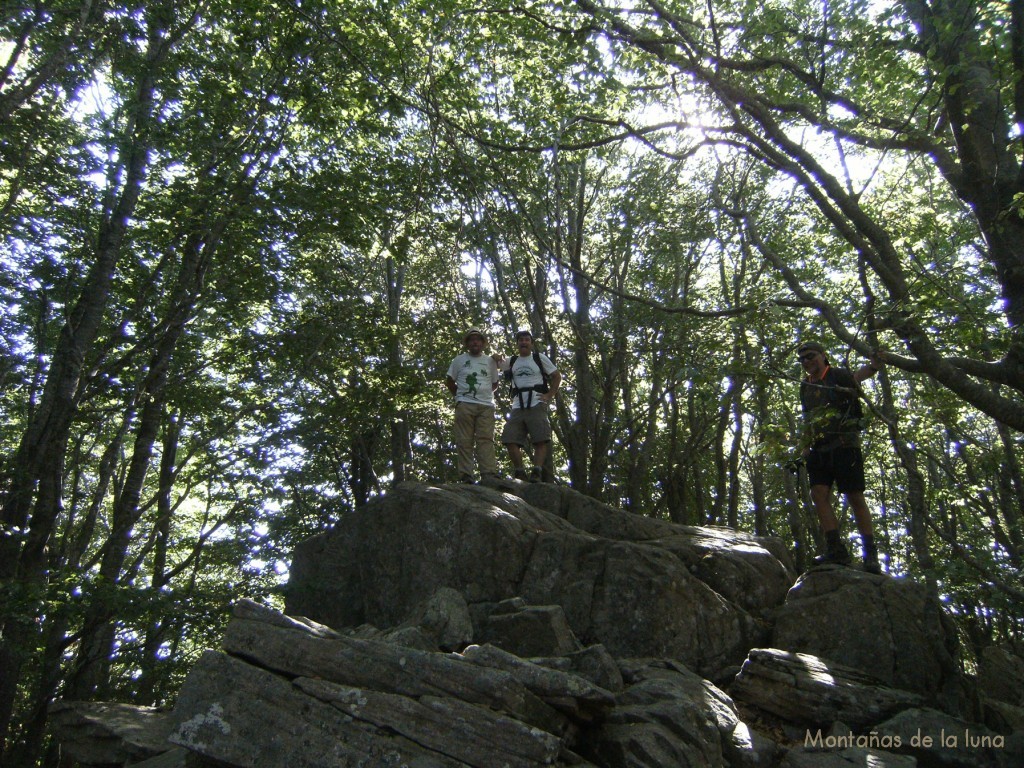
<box><xmin>446</xmin><ymin>329</ymin><xmax>501</xmax><ymax>483</ymax></box>
<box><xmin>797</xmin><ymin>341</ymin><xmax>884</xmax><ymax>573</ymax></box>
<box><xmin>493</xmin><ymin>330</ymin><xmax>561</xmax><ymax>482</ymax></box>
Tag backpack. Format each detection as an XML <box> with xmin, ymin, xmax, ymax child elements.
<box><xmin>505</xmin><ymin>351</ymin><xmax>550</xmax><ymax>407</ymax></box>
<box><xmin>801</xmin><ymin>367</ymin><xmax>865</xmax><ymax>432</ymax></box>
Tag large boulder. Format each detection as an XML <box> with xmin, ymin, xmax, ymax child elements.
<box><xmin>978</xmin><ymin>645</ymin><xmax>1024</xmax><ymax>707</ymax></box>
<box><xmin>48</xmin><ymin>701</ymin><xmax>173</xmax><ymax>767</ymax></box>
<box><xmin>873</xmin><ymin>707</ymin><xmax>1023</xmax><ymax>768</ymax></box>
<box><xmin>771</xmin><ymin>566</ymin><xmax>965</xmax><ymax>713</ymax></box>
<box><xmin>286</xmin><ymin>482</ymin><xmax>792</xmax><ymax>677</ymax></box>
<box><xmin>589</xmin><ymin>658</ymin><xmax>778</xmax><ymax>768</ymax></box>
<box><xmin>506</xmin><ymin>481</ymin><xmax>797</xmax><ymax>616</ymax></box>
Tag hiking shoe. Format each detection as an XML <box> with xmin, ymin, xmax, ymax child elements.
<box><xmin>811</xmin><ymin>543</ymin><xmax>852</xmax><ymax>567</ymax></box>
<box><xmin>863</xmin><ymin>550</ymin><xmax>882</xmax><ymax>574</ymax></box>
<box><xmin>458</xmin><ymin>473</ymin><xmax>476</xmax><ymax>484</ymax></box>
<box><xmin>529</xmin><ymin>466</ymin><xmax>543</xmax><ymax>483</ymax></box>
<box><xmin>513</xmin><ymin>468</ymin><xmax>528</xmax><ymax>481</ymax></box>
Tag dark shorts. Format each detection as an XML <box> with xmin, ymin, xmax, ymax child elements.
<box><xmin>807</xmin><ymin>444</ymin><xmax>865</xmax><ymax>494</ymax></box>
<box><xmin>501</xmin><ymin>405</ymin><xmax>552</xmax><ymax>446</ymax></box>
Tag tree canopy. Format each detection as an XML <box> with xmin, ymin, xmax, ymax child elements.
<box><xmin>1</xmin><ymin>0</ymin><xmax>1021</xmax><ymax>764</ymax></box>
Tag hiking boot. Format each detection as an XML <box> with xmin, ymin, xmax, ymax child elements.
<box><xmin>863</xmin><ymin>549</ymin><xmax>882</xmax><ymax>574</ymax></box>
<box><xmin>458</xmin><ymin>473</ymin><xmax>476</xmax><ymax>484</ymax></box>
<box><xmin>513</xmin><ymin>468</ymin><xmax>528</xmax><ymax>481</ymax></box>
<box><xmin>811</xmin><ymin>542</ymin><xmax>852</xmax><ymax>567</ymax></box>
<box><xmin>529</xmin><ymin>466</ymin><xmax>543</xmax><ymax>483</ymax></box>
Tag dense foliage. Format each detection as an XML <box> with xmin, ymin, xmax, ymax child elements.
<box><xmin>1</xmin><ymin>0</ymin><xmax>1021</xmax><ymax>764</ymax></box>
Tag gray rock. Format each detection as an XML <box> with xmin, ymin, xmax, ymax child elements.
<box><xmin>379</xmin><ymin>624</ymin><xmax>439</xmax><ymax>651</ymax></box>
<box><xmin>48</xmin><ymin>701</ymin><xmax>173</xmax><ymax>766</ymax></box>
<box><xmin>342</xmin><ymin>590</ymin><xmax>473</xmax><ymax>652</ymax></box>
<box><xmin>771</xmin><ymin>568</ymin><xmax>965</xmax><ymax>712</ymax></box>
<box><xmin>874</xmin><ymin>707</ymin><xmax>1017</xmax><ymax>767</ymax></box>
<box><xmin>544</xmin><ymin>644</ymin><xmax>625</xmax><ymax>694</ymax></box>
<box><xmin>983</xmin><ymin>698</ymin><xmax>1024</xmax><ymax>734</ymax></box>
<box><xmin>165</xmin><ymin>604</ymin><xmax>601</xmax><ymax>768</ymax></box>
<box><xmin>458</xmin><ymin>643</ymin><xmax>615</xmax><ymax>723</ymax></box>
<box><xmin>222</xmin><ymin>610</ymin><xmax>565</xmax><ymax>733</ymax></box>
<box><xmin>406</xmin><ymin>586</ymin><xmax>474</xmax><ymax>650</ymax></box>
<box><xmin>507</xmin><ymin>483</ymin><xmax>797</xmax><ymax>617</ymax></box>
<box><xmin>168</xmin><ymin>650</ymin><xmax>468</xmax><ymax>767</ymax></box>
<box><xmin>977</xmin><ymin>645</ymin><xmax>1024</xmax><ymax>707</ymax></box>
<box><xmin>51</xmin><ymin>485</ymin><xmax>999</xmax><ymax>768</ymax></box>
<box><xmin>233</xmin><ymin>597</ymin><xmax>342</xmax><ymax>638</ymax></box>
<box><xmin>730</xmin><ymin>648</ymin><xmax>926</xmax><ymax>730</ymax></box>
<box><xmin>285</xmin><ymin>483</ymin><xmax>559</xmax><ymax>631</ymax></box>
<box><xmin>128</xmin><ymin>747</ymin><xmax>198</xmax><ymax>767</ymax></box>
<box><xmin>481</xmin><ymin>603</ymin><xmax>581</xmax><ymax>657</ymax></box>
<box><xmin>285</xmin><ymin>482</ymin><xmax>785</xmax><ymax>677</ymax></box>
<box><xmin>294</xmin><ymin>676</ymin><xmax>568</xmax><ymax>768</ymax></box>
<box><xmin>588</xmin><ymin>659</ymin><xmax>775</xmax><ymax>768</ymax></box>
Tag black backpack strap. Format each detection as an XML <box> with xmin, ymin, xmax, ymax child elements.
<box><xmin>532</xmin><ymin>351</ymin><xmax>549</xmax><ymax>389</ymax></box>
<box><xmin>507</xmin><ymin>355</ymin><xmax>530</xmax><ymax>409</ymax></box>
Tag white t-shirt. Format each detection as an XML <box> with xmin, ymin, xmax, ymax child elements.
<box><xmin>446</xmin><ymin>353</ymin><xmax>499</xmax><ymax>406</ymax></box>
<box><xmin>498</xmin><ymin>352</ymin><xmax>557</xmax><ymax>409</ymax></box>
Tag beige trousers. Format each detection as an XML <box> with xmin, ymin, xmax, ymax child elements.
<box><xmin>454</xmin><ymin>402</ymin><xmax>497</xmax><ymax>476</ymax></box>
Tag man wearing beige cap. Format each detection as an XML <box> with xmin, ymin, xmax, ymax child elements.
<box><xmin>445</xmin><ymin>329</ymin><xmax>500</xmax><ymax>483</ymax></box>
<box><xmin>798</xmin><ymin>340</ymin><xmax>884</xmax><ymax>573</ymax></box>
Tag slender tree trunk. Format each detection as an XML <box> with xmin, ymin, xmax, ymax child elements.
<box><xmin>750</xmin><ymin>383</ymin><xmax>770</xmax><ymax>536</ymax></box>
<box><xmin>687</xmin><ymin>387</ymin><xmax>710</xmax><ymax>525</ymax></box>
<box><xmin>135</xmin><ymin>412</ymin><xmax>180</xmax><ymax>705</ymax></box>
<box><xmin>348</xmin><ymin>428</ymin><xmax>380</xmax><ymax>509</ymax></box>
<box><xmin>711</xmin><ymin>375</ymin><xmax>738</xmax><ymax>525</ymax></box>
<box><xmin>64</xmin><ymin>216</ymin><xmax>219</xmax><ymax>701</ymax></box>
<box><xmin>558</xmin><ymin>164</ymin><xmax>595</xmax><ymax>493</ymax></box>
<box><xmin>878</xmin><ymin>377</ymin><xmax>936</xmax><ymax>575</ymax></box>
<box><xmin>386</xmin><ymin>256</ymin><xmax>409</xmax><ymax>484</ymax></box>
<box><xmin>661</xmin><ymin>393</ymin><xmax>687</xmax><ymax>523</ymax></box>
<box><xmin>996</xmin><ymin>420</ymin><xmax>1024</xmax><ymax>553</ymax></box>
<box><xmin>781</xmin><ymin>408</ymin><xmax>811</xmax><ymax>571</ymax></box>
<box><xmin>726</xmin><ymin>358</ymin><xmax>744</xmax><ymax>529</ymax></box>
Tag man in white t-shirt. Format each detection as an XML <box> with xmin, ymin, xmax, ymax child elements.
<box><xmin>493</xmin><ymin>330</ymin><xmax>560</xmax><ymax>482</ymax></box>
<box><xmin>445</xmin><ymin>329</ymin><xmax>500</xmax><ymax>483</ymax></box>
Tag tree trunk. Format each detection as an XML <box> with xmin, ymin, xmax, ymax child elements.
<box><xmin>386</xmin><ymin>256</ymin><xmax>409</xmax><ymax>484</ymax></box>
<box><xmin>0</xmin><ymin>28</ymin><xmax>167</xmax><ymax>750</ymax></box>
<box><xmin>64</xmin><ymin>212</ymin><xmax>221</xmax><ymax>701</ymax></box>
<box><xmin>134</xmin><ymin>412</ymin><xmax>180</xmax><ymax>706</ymax></box>
<box><xmin>878</xmin><ymin>376</ymin><xmax>936</xmax><ymax>576</ymax></box>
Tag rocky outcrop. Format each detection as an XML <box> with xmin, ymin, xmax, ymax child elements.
<box><xmin>977</xmin><ymin>644</ymin><xmax>1024</xmax><ymax>743</ymax></box>
<box><xmin>285</xmin><ymin>481</ymin><xmax>792</xmax><ymax>679</ymax></box>
<box><xmin>47</xmin><ymin>701</ymin><xmax>173</xmax><ymax>766</ymax></box>
<box><xmin>771</xmin><ymin>566</ymin><xmax>966</xmax><ymax>712</ymax></box>
<box><xmin>50</xmin><ymin>481</ymin><xmax>1022</xmax><ymax>768</ymax></box>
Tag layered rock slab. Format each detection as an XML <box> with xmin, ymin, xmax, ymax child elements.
<box><xmin>167</xmin><ymin>600</ymin><xmax>606</xmax><ymax>767</ymax></box>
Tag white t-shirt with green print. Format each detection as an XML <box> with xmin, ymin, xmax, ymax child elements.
<box><xmin>447</xmin><ymin>353</ymin><xmax>499</xmax><ymax>406</ymax></box>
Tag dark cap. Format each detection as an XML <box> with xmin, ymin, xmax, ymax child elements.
<box><xmin>797</xmin><ymin>341</ymin><xmax>826</xmax><ymax>356</ymax></box>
